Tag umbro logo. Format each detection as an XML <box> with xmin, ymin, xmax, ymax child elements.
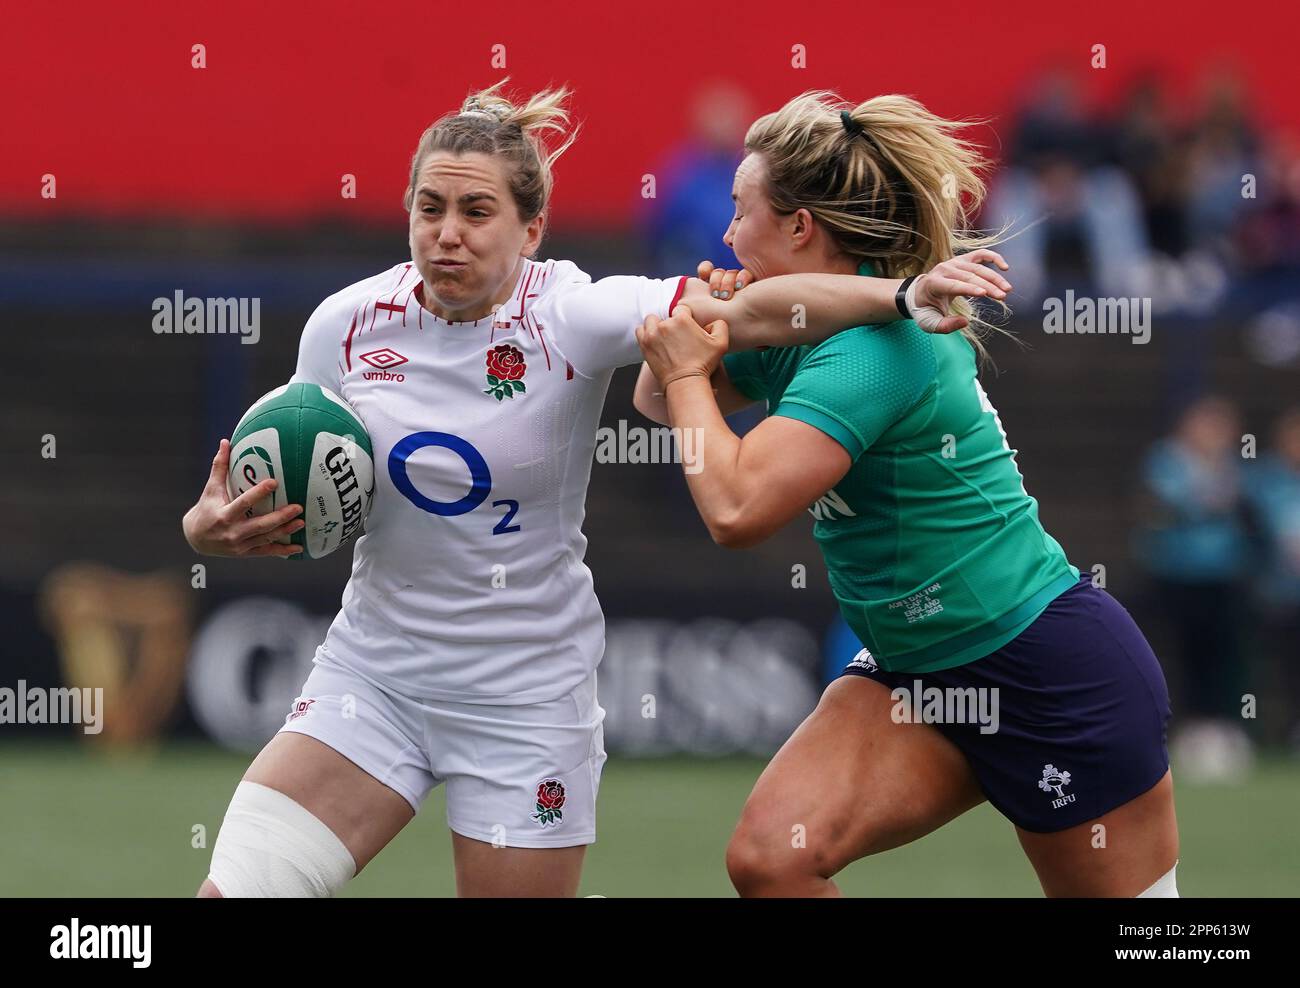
<box><xmin>359</xmin><ymin>347</ymin><xmax>408</xmax><ymax>382</ymax></box>
<box><xmin>360</xmin><ymin>348</ymin><xmax>408</xmax><ymax>369</ymax></box>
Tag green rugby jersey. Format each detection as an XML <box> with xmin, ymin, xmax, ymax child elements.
<box><xmin>721</xmin><ymin>273</ymin><xmax>1078</xmax><ymax>673</ymax></box>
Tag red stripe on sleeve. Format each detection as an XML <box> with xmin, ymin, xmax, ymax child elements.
<box><xmin>343</xmin><ymin>308</ymin><xmax>359</xmax><ymax>371</ymax></box>
<box><xmin>668</xmin><ymin>275</ymin><xmax>687</xmax><ymax>312</ymax></box>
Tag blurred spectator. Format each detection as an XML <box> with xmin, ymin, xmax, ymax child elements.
<box><xmin>983</xmin><ymin>68</ymin><xmax>1150</xmax><ymax>303</ymax></box>
<box><xmin>1185</xmin><ymin>68</ymin><xmax>1260</xmax><ymax>251</ymax></box>
<box><xmin>1113</xmin><ymin>74</ymin><xmax>1189</xmax><ymax>258</ymax></box>
<box><xmin>1236</xmin><ymin>135</ymin><xmax>1300</xmax><ymax>366</ymax></box>
<box><xmin>1237</xmin><ymin>134</ymin><xmax>1300</xmax><ymax>278</ymax></box>
<box><xmin>640</xmin><ymin>80</ymin><xmax>765</xmax><ymax>450</ymax></box>
<box><xmin>1135</xmin><ymin>396</ymin><xmax>1256</xmax><ymax>776</ymax></box>
<box><xmin>1246</xmin><ymin>407</ymin><xmax>1300</xmax><ymax>749</ymax></box>
<box><xmin>642</xmin><ymin>80</ymin><xmax>751</xmax><ymax>279</ymax></box>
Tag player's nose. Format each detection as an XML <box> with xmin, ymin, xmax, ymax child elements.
<box><xmin>437</xmin><ymin>217</ymin><xmax>463</xmax><ymax>245</ymax></box>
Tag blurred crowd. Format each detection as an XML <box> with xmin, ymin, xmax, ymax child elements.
<box><xmin>986</xmin><ymin>65</ymin><xmax>1300</xmax><ymax>312</ymax></box>
<box><xmin>987</xmin><ymin>65</ymin><xmax>1300</xmax><ymax>411</ymax></box>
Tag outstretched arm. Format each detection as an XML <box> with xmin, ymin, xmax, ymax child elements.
<box><xmin>678</xmin><ymin>249</ymin><xmax>1010</xmax><ymax>352</ymax></box>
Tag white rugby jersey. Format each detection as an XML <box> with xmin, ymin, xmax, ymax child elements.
<box><xmin>291</xmin><ymin>259</ymin><xmax>687</xmax><ymax>703</ymax></box>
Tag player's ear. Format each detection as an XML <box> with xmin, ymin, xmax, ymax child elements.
<box><xmin>789</xmin><ymin>208</ymin><xmax>816</xmax><ymax>250</ymax></box>
<box><xmin>521</xmin><ymin>211</ymin><xmax>545</xmax><ymax>258</ymax></box>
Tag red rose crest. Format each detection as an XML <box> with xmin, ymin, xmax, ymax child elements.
<box><xmin>484</xmin><ymin>344</ymin><xmax>526</xmax><ymax>400</ymax></box>
<box><xmin>533</xmin><ymin>778</ymin><xmax>565</xmax><ymax>827</ymax></box>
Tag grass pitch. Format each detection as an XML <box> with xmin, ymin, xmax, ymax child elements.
<box><xmin>2</xmin><ymin>741</ymin><xmax>1294</xmax><ymax>897</ymax></box>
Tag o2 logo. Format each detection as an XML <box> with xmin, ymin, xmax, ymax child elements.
<box><xmin>389</xmin><ymin>432</ymin><xmax>520</xmax><ymax>534</ymax></box>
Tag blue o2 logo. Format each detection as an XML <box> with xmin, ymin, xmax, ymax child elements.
<box><xmin>389</xmin><ymin>432</ymin><xmax>520</xmax><ymax>534</ymax></box>
<box><xmin>389</xmin><ymin>432</ymin><xmax>491</xmax><ymax>516</ymax></box>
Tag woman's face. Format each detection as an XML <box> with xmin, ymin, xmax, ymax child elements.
<box><xmin>408</xmin><ymin>152</ymin><xmax>542</xmax><ymax>319</ymax></box>
<box><xmin>723</xmin><ymin>153</ymin><xmax>796</xmax><ymax>280</ymax></box>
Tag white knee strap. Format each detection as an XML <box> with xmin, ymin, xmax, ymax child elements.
<box><xmin>208</xmin><ymin>781</ymin><xmax>356</xmax><ymax>898</ymax></box>
<box><xmin>1136</xmin><ymin>860</ymin><xmax>1179</xmax><ymax>898</ymax></box>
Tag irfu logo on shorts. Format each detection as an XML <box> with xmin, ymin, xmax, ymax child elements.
<box><xmin>1037</xmin><ymin>764</ymin><xmax>1075</xmax><ymax>809</ymax></box>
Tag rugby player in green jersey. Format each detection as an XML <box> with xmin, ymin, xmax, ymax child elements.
<box><xmin>635</xmin><ymin>93</ymin><xmax>1179</xmax><ymax>898</ymax></box>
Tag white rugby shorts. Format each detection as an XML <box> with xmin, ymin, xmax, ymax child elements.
<box><xmin>278</xmin><ymin>650</ymin><xmax>607</xmax><ymax>847</ymax></box>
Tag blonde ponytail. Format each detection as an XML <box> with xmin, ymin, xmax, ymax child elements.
<box><xmin>744</xmin><ymin>91</ymin><xmax>1007</xmax><ymax>358</ymax></box>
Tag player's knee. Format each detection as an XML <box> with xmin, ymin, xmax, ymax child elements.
<box><xmin>206</xmin><ymin>781</ymin><xmax>356</xmax><ymax>898</ymax></box>
<box><xmin>727</xmin><ymin>816</ymin><xmax>821</xmax><ymax>895</ymax></box>
<box><xmin>725</xmin><ymin>826</ymin><xmax>774</xmax><ymax>895</ymax></box>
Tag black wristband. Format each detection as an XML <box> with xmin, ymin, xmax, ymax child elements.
<box><xmin>895</xmin><ymin>276</ymin><xmax>918</xmax><ymax>319</ymax></box>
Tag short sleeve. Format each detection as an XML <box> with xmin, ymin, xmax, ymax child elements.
<box><xmin>290</xmin><ymin>299</ymin><xmax>348</xmax><ymax>392</ymax></box>
<box><xmin>721</xmin><ymin>350</ymin><xmax>770</xmax><ymax>401</ymax></box>
<box><xmin>290</xmin><ymin>266</ymin><xmax>404</xmax><ymax>393</ymax></box>
<box><xmin>774</xmin><ymin>321</ymin><xmax>935</xmax><ymax>461</ymax></box>
<box><xmin>530</xmin><ymin>264</ymin><xmax>688</xmax><ymax>377</ymax></box>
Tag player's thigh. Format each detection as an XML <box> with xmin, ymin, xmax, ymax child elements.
<box><xmin>242</xmin><ymin>730</ymin><xmax>416</xmax><ymax>873</ymax></box>
<box><xmin>1016</xmin><ymin>769</ymin><xmax>1178</xmax><ymax>897</ymax></box>
<box><xmin>199</xmin><ymin>657</ymin><xmax>440</xmax><ymax>896</ymax></box>
<box><xmin>231</xmin><ymin>653</ymin><xmax>441</xmax><ymax>876</ymax></box>
<box><xmin>730</xmin><ymin>674</ymin><xmax>984</xmax><ymax>877</ymax></box>
<box><xmin>450</xmin><ymin>834</ymin><xmax>587</xmax><ymax>897</ymax></box>
<box><xmin>433</xmin><ymin>673</ymin><xmax>606</xmax><ymax>896</ymax></box>
<box><xmin>983</xmin><ymin>579</ymin><xmax>1177</xmax><ymax>896</ymax></box>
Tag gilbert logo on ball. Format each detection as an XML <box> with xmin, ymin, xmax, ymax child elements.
<box><xmin>227</xmin><ymin>383</ymin><xmax>375</xmax><ymax>560</ymax></box>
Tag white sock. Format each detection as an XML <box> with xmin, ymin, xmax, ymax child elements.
<box><xmin>1136</xmin><ymin>860</ymin><xmax>1179</xmax><ymax>898</ymax></box>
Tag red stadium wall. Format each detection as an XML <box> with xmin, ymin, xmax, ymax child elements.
<box><xmin>5</xmin><ymin>0</ymin><xmax>1295</xmax><ymax>228</ymax></box>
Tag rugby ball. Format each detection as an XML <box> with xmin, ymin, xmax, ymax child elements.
<box><xmin>226</xmin><ymin>383</ymin><xmax>375</xmax><ymax>560</ymax></box>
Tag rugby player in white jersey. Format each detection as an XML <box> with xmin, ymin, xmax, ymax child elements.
<box><xmin>180</xmin><ymin>81</ymin><xmax>1011</xmax><ymax>898</ymax></box>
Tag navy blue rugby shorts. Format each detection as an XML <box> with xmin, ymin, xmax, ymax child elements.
<box><xmin>840</xmin><ymin>574</ymin><xmax>1172</xmax><ymax>833</ymax></box>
